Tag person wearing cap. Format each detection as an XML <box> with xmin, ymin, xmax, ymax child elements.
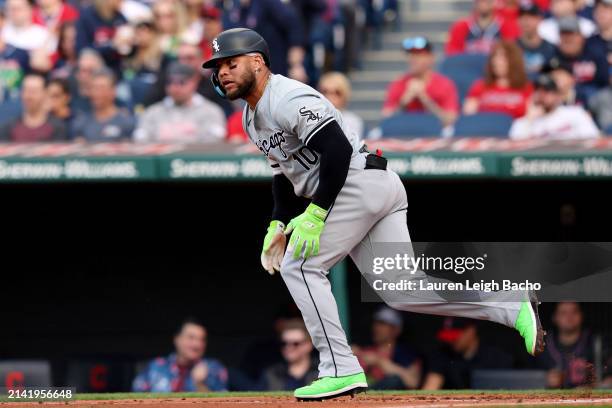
<box><xmin>144</xmin><ymin>40</ymin><xmax>234</xmax><ymax>117</ymax></box>
<box><xmin>517</xmin><ymin>4</ymin><xmax>556</xmax><ymax>78</ymax></box>
<box><xmin>382</xmin><ymin>37</ymin><xmax>459</xmax><ymax>127</ymax></box>
<box><xmin>550</xmin><ymin>15</ymin><xmax>609</xmax><ymax>101</ymax></box>
<box><xmin>352</xmin><ymin>308</ymin><xmax>421</xmax><ymax>390</ymax></box>
<box><xmin>538</xmin><ymin>0</ymin><xmax>596</xmax><ymax>45</ymax></box>
<box><xmin>586</xmin><ymin>0</ymin><xmax>612</xmax><ymax>66</ymax></box>
<box><xmin>542</xmin><ymin>58</ymin><xmax>580</xmax><ymax>105</ymax></box>
<box><xmin>463</xmin><ymin>40</ymin><xmax>533</xmax><ymax>118</ymax></box>
<box><xmin>422</xmin><ymin>317</ymin><xmax>513</xmax><ymax>390</ymax></box>
<box><xmin>445</xmin><ymin>0</ymin><xmax>519</xmax><ymax>55</ymax></box>
<box><xmin>509</xmin><ymin>73</ymin><xmax>600</xmax><ymax>139</ymax></box>
<box><xmin>134</xmin><ymin>61</ymin><xmax>226</xmax><ymax>143</ymax></box>
<box><xmin>203</xmin><ymin>27</ymin><xmax>545</xmax><ymax>400</ymax></box>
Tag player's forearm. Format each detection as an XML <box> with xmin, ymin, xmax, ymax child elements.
<box><xmin>308</xmin><ymin>121</ymin><xmax>352</xmax><ymax>210</ymax></box>
<box><xmin>271</xmin><ymin>174</ymin><xmax>303</xmax><ymax>224</ymax></box>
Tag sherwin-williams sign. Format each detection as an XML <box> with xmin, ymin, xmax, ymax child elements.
<box><xmin>0</xmin><ymin>140</ymin><xmax>611</xmax><ymax>182</ymax></box>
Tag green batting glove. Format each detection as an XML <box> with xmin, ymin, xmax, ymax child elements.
<box><xmin>262</xmin><ymin>220</ymin><xmax>285</xmax><ymax>253</ymax></box>
<box><xmin>284</xmin><ymin>203</ymin><xmax>328</xmax><ymax>260</ymax></box>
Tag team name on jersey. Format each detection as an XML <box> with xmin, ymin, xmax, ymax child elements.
<box><xmin>256</xmin><ymin>129</ymin><xmax>287</xmax><ymax>158</ymax></box>
<box><xmin>299</xmin><ymin>106</ymin><xmax>322</xmax><ymax>123</ymax></box>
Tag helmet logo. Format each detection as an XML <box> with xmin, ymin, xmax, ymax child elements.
<box><xmin>212</xmin><ymin>38</ymin><xmax>220</xmax><ymax>52</ymax></box>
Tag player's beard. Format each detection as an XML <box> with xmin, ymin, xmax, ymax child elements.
<box><xmin>225</xmin><ymin>69</ymin><xmax>257</xmax><ymax>101</ymax></box>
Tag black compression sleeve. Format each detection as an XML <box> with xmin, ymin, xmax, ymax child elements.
<box><xmin>271</xmin><ymin>174</ymin><xmax>305</xmax><ymax>225</ymax></box>
<box><xmin>307</xmin><ymin>120</ymin><xmax>352</xmax><ymax>210</ymax></box>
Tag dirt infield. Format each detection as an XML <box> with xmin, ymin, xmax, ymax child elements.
<box><xmin>2</xmin><ymin>392</ymin><xmax>612</xmax><ymax>408</ymax></box>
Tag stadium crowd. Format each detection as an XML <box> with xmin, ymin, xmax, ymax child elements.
<box><xmin>0</xmin><ymin>0</ymin><xmax>610</xmax><ymax>142</ymax></box>
<box><xmin>378</xmin><ymin>0</ymin><xmax>612</xmax><ymax>138</ymax></box>
<box><xmin>130</xmin><ymin>303</ymin><xmax>612</xmax><ymax>392</ymax></box>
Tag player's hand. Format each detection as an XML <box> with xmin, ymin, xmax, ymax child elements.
<box><xmin>261</xmin><ymin>220</ymin><xmax>287</xmax><ymax>275</ymax></box>
<box><xmin>284</xmin><ymin>204</ymin><xmax>327</xmax><ymax>260</ymax></box>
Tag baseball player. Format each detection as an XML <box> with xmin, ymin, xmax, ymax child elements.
<box><xmin>202</xmin><ymin>28</ymin><xmax>545</xmax><ymax>399</ymax></box>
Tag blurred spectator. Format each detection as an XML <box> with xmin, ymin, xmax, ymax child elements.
<box><xmin>383</xmin><ymin>37</ymin><xmax>459</xmax><ymax>127</ymax></box>
<box><xmin>260</xmin><ymin>319</ymin><xmax>317</xmax><ymax>391</ymax></box>
<box><xmin>517</xmin><ymin>4</ymin><xmax>556</xmax><ymax>78</ymax></box>
<box><xmin>71</xmin><ymin>68</ymin><xmax>135</xmax><ymax>141</ymax></box>
<box><xmin>543</xmin><ymin>58</ymin><xmax>580</xmax><ymax>105</ymax></box>
<box><xmin>222</xmin><ymin>0</ymin><xmax>306</xmax><ymax>80</ymax></box>
<box><xmin>463</xmin><ymin>40</ymin><xmax>532</xmax><ymax>118</ymax></box>
<box><xmin>153</xmin><ymin>0</ymin><xmax>188</xmax><ymax>57</ymax></box>
<box><xmin>226</xmin><ymin>106</ymin><xmax>249</xmax><ymax>143</ymax></box>
<box><xmin>589</xmin><ymin>84</ymin><xmax>612</xmax><ymax>131</ymax></box>
<box><xmin>445</xmin><ymin>0</ymin><xmax>519</xmax><ymax>55</ymax></box>
<box><xmin>199</xmin><ymin>5</ymin><xmax>223</xmax><ymax>61</ymax></box>
<box><xmin>134</xmin><ymin>62</ymin><xmax>226</xmax><ymax>142</ymax></box>
<box><xmin>75</xmin><ymin>0</ymin><xmax>127</xmax><ymax>71</ymax></box>
<box><xmin>422</xmin><ymin>318</ymin><xmax>513</xmax><ymax>390</ymax></box>
<box><xmin>182</xmin><ymin>0</ymin><xmax>205</xmax><ymax>43</ymax></box>
<box><xmin>0</xmin><ymin>10</ymin><xmax>30</xmax><ymax>102</ymax></box>
<box><xmin>538</xmin><ymin>0</ymin><xmax>596</xmax><ymax>44</ymax></box>
<box><xmin>509</xmin><ymin>73</ymin><xmax>600</xmax><ymax>139</ymax></box>
<box><xmin>133</xmin><ymin>318</ymin><xmax>228</xmax><ymax>392</ymax></box>
<box><xmin>550</xmin><ymin>16</ymin><xmax>609</xmax><ymax>102</ymax></box>
<box><xmin>537</xmin><ymin>302</ymin><xmax>596</xmax><ymax>388</ymax></box>
<box><xmin>47</xmin><ymin>77</ymin><xmax>74</xmax><ymax>138</ymax></box>
<box><xmin>353</xmin><ymin>307</ymin><xmax>421</xmax><ymax>390</ymax></box>
<box><xmin>318</xmin><ymin>71</ymin><xmax>364</xmax><ymax>139</ymax></box>
<box><xmin>239</xmin><ymin>303</ymin><xmax>303</xmax><ymax>384</ymax></box>
<box><xmin>51</xmin><ymin>22</ymin><xmax>78</xmax><ymax>79</ymax></box>
<box><xmin>2</xmin><ymin>0</ymin><xmax>52</xmax><ymax>51</ymax></box>
<box><xmin>32</xmin><ymin>0</ymin><xmax>79</xmax><ymax>45</ymax></box>
<box><xmin>0</xmin><ymin>73</ymin><xmax>66</xmax><ymax>142</ymax></box>
<box><xmin>586</xmin><ymin>0</ymin><xmax>612</xmax><ymax>66</ymax></box>
<box><xmin>122</xmin><ymin>20</ymin><xmax>163</xmax><ymax>83</ymax></box>
<box><xmin>120</xmin><ymin>0</ymin><xmax>155</xmax><ymax>24</ymax></box>
<box><xmin>144</xmin><ymin>40</ymin><xmax>233</xmax><ymax>116</ymax></box>
<box><xmin>71</xmin><ymin>48</ymin><xmax>106</xmax><ymax>113</ymax></box>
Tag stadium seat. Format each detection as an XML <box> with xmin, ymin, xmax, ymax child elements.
<box><xmin>0</xmin><ymin>99</ymin><xmax>22</xmax><ymax>128</ymax></box>
<box><xmin>439</xmin><ymin>54</ymin><xmax>488</xmax><ymax>102</ymax></box>
<box><xmin>471</xmin><ymin>369</ymin><xmax>548</xmax><ymax>389</ymax></box>
<box><xmin>377</xmin><ymin>113</ymin><xmax>443</xmax><ymax>138</ymax></box>
<box><xmin>604</xmin><ymin>124</ymin><xmax>612</xmax><ymax>136</ymax></box>
<box><xmin>453</xmin><ymin>113</ymin><xmax>514</xmax><ymax>137</ymax></box>
<box><xmin>0</xmin><ymin>360</ymin><xmax>52</xmax><ymax>388</ymax></box>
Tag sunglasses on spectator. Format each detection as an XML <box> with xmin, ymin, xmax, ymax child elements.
<box><xmin>320</xmin><ymin>88</ymin><xmax>343</xmax><ymax>97</ymax></box>
<box><xmin>402</xmin><ymin>37</ymin><xmax>430</xmax><ymax>51</ymax></box>
<box><xmin>282</xmin><ymin>340</ymin><xmax>307</xmax><ymax>348</ymax></box>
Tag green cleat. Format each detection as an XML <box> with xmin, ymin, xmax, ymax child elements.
<box><xmin>294</xmin><ymin>372</ymin><xmax>368</xmax><ymax>400</ymax></box>
<box><xmin>515</xmin><ymin>298</ymin><xmax>546</xmax><ymax>356</ymax></box>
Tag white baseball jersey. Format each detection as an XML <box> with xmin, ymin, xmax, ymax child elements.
<box><xmin>243</xmin><ymin>74</ymin><xmax>365</xmax><ymax>198</ymax></box>
<box><xmin>509</xmin><ymin>105</ymin><xmax>601</xmax><ymax>140</ymax></box>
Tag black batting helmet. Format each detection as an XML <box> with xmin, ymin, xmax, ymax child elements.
<box><xmin>202</xmin><ymin>28</ymin><xmax>270</xmax><ymax>98</ymax></box>
<box><xmin>202</xmin><ymin>28</ymin><xmax>270</xmax><ymax>69</ymax></box>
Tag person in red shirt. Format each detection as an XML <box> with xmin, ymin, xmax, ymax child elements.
<box><xmin>382</xmin><ymin>37</ymin><xmax>460</xmax><ymax>127</ymax></box>
<box><xmin>33</xmin><ymin>0</ymin><xmax>79</xmax><ymax>36</ymax></box>
<box><xmin>445</xmin><ymin>0</ymin><xmax>520</xmax><ymax>55</ymax></box>
<box><xmin>463</xmin><ymin>40</ymin><xmax>533</xmax><ymax>118</ymax></box>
